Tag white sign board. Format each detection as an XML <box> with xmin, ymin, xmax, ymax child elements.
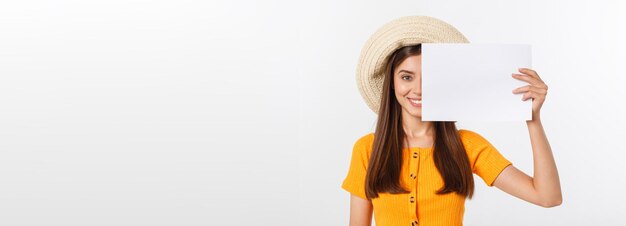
<box><xmin>421</xmin><ymin>43</ymin><xmax>532</xmax><ymax>121</ymax></box>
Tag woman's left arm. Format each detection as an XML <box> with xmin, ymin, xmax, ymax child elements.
<box><xmin>492</xmin><ymin>68</ymin><xmax>563</xmax><ymax>208</ymax></box>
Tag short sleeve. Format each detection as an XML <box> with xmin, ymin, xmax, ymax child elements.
<box><xmin>459</xmin><ymin>129</ymin><xmax>513</xmax><ymax>187</ymax></box>
<box><xmin>341</xmin><ymin>134</ymin><xmax>373</xmax><ymax>200</ymax></box>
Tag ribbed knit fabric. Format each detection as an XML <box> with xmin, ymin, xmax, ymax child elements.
<box><xmin>341</xmin><ymin>129</ymin><xmax>512</xmax><ymax>226</ymax></box>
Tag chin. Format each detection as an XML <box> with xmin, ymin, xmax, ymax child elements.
<box><xmin>403</xmin><ymin>107</ymin><xmax>422</xmax><ymax>118</ymax></box>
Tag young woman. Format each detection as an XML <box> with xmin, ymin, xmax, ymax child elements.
<box><xmin>341</xmin><ymin>16</ymin><xmax>562</xmax><ymax>226</ymax></box>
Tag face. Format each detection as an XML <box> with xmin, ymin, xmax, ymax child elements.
<box><xmin>393</xmin><ymin>54</ymin><xmax>422</xmax><ymax>118</ymax></box>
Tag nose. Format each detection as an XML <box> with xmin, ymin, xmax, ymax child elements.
<box><xmin>414</xmin><ymin>74</ymin><xmax>422</xmax><ymax>94</ymax></box>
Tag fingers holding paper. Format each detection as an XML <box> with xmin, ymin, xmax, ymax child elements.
<box><xmin>512</xmin><ymin>68</ymin><xmax>548</xmax><ymax>116</ymax></box>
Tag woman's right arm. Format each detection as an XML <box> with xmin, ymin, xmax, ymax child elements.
<box><xmin>349</xmin><ymin>194</ymin><xmax>373</xmax><ymax>226</ymax></box>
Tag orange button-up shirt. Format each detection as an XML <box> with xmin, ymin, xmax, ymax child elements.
<box><xmin>341</xmin><ymin>129</ymin><xmax>512</xmax><ymax>226</ymax></box>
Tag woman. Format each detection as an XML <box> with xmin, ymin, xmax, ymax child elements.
<box><xmin>341</xmin><ymin>16</ymin><xmax>562</xmax><ymax>226</ymax></box>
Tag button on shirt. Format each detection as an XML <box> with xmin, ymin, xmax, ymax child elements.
<box><xmin>341</xmin><ymin>129</ymin><xmax>512</xmax><ymax>226</ymax></box>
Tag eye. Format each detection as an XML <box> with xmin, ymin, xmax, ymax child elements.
<box><xmin>401</xmin><ymin>75</ymin><xmax>412</xmax><ymax>81</ymax></box>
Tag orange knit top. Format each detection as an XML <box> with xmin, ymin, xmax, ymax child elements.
<box><xmin>341</xmin><ymin>129</ymin><xmax>512</xmax><ymax>226</ymax></box>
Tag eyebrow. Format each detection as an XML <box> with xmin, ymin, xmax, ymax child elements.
<box><xmin>398</xmin><ymin>69</ymin><xmax>414</xmax><ymax>74</ymax></box>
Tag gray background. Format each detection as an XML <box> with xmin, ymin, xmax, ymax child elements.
<box><xmin>1</xmin><ymin>0</ymin><xmax>624</xmax><ymax>225</ymax></box>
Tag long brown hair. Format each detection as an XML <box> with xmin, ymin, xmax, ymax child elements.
<box><xmin>364</xmin><ymin>44</ymin><xmax>475</xmax><ymax>200</ymax></box>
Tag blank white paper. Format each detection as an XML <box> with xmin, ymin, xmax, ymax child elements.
<box><xmin>421</xmin><ymin>43</ymin><xmax>532</xmax><ymax>121</ymax></box>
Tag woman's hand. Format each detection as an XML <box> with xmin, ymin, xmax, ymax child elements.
<box><xmin>512</xmin><ymin>68</ymin><xmax>548</xmax><ymax>119</ymax></box>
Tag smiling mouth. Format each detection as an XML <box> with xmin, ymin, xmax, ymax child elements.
<box><xmin>408</xmin><ymin>98</ymin><xmax>422</xmax><ymax>107</ymax></box>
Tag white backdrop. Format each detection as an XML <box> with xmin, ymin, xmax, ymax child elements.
<box><xmin>1</xmin><ymin>0</ymin><xmax>624</xmax><ymax>225</ymax></box>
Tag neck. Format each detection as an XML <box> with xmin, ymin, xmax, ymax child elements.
<box><xmin>401</xmin><ymin>111</ymin><xmax>434</xmax><ymax>138</ymax></box>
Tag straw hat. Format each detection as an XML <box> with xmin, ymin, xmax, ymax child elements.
<box><xmin>356</xmin><ymin>15</ymin><xmax>469</xmax><ymax>114</ymax></box>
